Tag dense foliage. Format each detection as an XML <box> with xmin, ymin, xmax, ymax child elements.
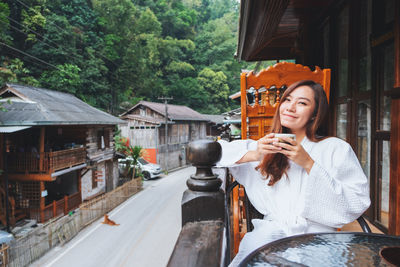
<box><xmin>0</xmin><ymin>0</ymin><xmax>262</xmax><ymax>115</ymax></box>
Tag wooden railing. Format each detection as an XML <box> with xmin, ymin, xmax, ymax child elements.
<box><xmin>168</xmin><ymin>140</ymin><xmax>226</xmax><ymax>267</ymax></box>
<box><xmin>7</xmin><ymin>147</ymin><xmax>86</xmax><ymax>174</ymax></box>
<box><xmin>50</xmin><ymin>148</ymin><xmax>86</xmax><ymax>171</ymax></box>
<box><xmin>41</xmin><ymin>192</ymin><xmax>81</xmax><ymax>222</ymax></box>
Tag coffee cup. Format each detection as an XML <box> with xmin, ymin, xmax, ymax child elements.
<box><xmin>274</xmin><ymin>133</ymin><xmax>296</xmax><ymax>143</ymax></box>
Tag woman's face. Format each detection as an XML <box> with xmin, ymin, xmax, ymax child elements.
<box><xmin>279</xmin><ymin>85</ymin><xmax>316</xmax><ymax>133</ymax></box>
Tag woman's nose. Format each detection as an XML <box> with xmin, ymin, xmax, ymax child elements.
<box><xmin>286</xmin><ymin>102</ymin><xmax>296</xmax><ymax>111</ymax></box>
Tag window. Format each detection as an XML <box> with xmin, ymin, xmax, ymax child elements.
<box><xmin>356</xmin><ymin>100</ymin><xmax>371</xmax><ymax>180</ymax></box>
<box><xmin>97</xmin><ymin>128</ymin><xmax>110</xmax><ymax>149</ymax></box>
<box><xmin>92</xmin><ymin>168</ymin><xmax>98</xmax><ymax>189</ymax></box>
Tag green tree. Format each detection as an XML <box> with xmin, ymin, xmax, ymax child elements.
<box><xmin>40</xmin><ymin>63</ymin><xmax>81</xmax><ymax>94</ymax></box>
<box><xmin>197</xmin><ymin>67</ymin><xmax>230</xmax><ymax>113</ymax></box>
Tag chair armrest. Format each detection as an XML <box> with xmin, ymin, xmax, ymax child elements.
<box><xmin>356</xmin><ymin>216</ymin><xmax>372</xmax><ymax>233</ymax></box>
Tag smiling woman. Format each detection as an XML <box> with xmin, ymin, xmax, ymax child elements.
<box><xmin>217</xmin><ymin>80</ymin><xmax>370</xmax><ymax>267</ymax></box>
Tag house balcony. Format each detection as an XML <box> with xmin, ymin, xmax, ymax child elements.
<box><xmin>7</xmin><ymin>147</ymin><xmax>86</xmax><ymax>181</ymax></box>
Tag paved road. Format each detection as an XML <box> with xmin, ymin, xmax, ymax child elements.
<box><xmin>31</xmin><ymin>167</ymin><xmax>194</xmax><ymax>267</ymax></box>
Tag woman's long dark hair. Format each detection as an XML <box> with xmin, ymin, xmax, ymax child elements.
<box><xmin>255</xmin><ymin>80</ymin><xmax>329</xmax><ymax>186</ymax></box>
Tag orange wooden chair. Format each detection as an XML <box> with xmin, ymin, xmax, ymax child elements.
<box><xmin>240</xmin><ymin>62</ymin><xmax>331</xmax><ymax>140</ymax></box>
<box><xmin>230</xmin><ymin>62</ymin><xmax>331</xmax><ymax>255</ymax></box>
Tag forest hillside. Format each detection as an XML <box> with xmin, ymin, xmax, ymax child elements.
<box><xmin>0</xmin><ymin>0</ymin><xmax>270</xmax><ymax>115</ymax></box>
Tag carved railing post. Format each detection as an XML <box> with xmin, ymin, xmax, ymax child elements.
<box><xmin>181</xmin><ymin>139</ymin><xmax>224</xmax><ymax>225</ymax></box>
<box><xmin>168</xmin><ymin>139</ymin><xmax>226</xmax><ymax>267</ymax></box>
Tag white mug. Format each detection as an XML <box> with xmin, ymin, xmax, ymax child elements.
<box><xmin>274</xmin><ymin>133</ymin><xmax>296</xmax><ymax>143</ymax></box>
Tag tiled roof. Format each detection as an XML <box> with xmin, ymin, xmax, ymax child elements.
<box><xmin>0</xmin><ymin>83</ymin><xmax>125</xmax><ymax>126</ymax></box>
<box><xmin>120</xmin><ymin>100</ymin><xmax>208</xmax><ymax>121</ymax></box>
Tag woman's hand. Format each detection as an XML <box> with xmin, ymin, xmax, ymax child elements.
<box><xmin>236</xmin><ymin>133</ymin><xmax>281</xmax><ymax>163</ymax></box>
<box><xmin>256</xmin><ymin>133</ymin><xmax>283</xmax><ymax>159</ymax></box>
<box><xmin>273</xmin><ymin>136</ymin><xmax>314</xmax><ymax>173</ymax></box>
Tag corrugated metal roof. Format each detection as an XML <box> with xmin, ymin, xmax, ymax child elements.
<box><xmin>120</xmin><ymin>114</ymin><xmax>165</xmax><ymax>125</ymax></box>
<box><xmin>120</xmin><ymin>100</ymin><xmax>208</xmax><ymax>121</ymax></box>
<box><xmin>0</xmin><ymin>83</ymin><xmax>126</xmax><ymax>126</ymax></box>
<box><xmin>202</xmin><ymin>114</ymin><xmax>225</xmax><ymax>124</ymax></box>
<box><xmin>0</xmin><ymin>126</ymin><xmax>32</xmax><ymax>133</ymax></box>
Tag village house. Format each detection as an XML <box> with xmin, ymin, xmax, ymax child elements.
<box><xmin>0</xmin><ymin>83</ymin><xmax>125</xmax><ymax>226</ymax></box>
<box><xmin>202</xmin><ymin>114</ymin><xmax>225</xmax><ymax>138</ymax></box>
<box><xmin>119</xmin><ymin>100</ymin><xmax>212</xmax><ymax>171</ymax></box>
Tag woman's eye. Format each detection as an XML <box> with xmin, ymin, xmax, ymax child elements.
<box><xmin>299</xmin><ymin>102</ymin><xmax>307</xmax><ymax>105</ymax></box>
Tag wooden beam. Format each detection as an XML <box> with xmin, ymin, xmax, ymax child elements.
<box><xmin>395</xmin><ymin>0</ymin><xmax>400</xmax><ymax>87</ymax></box>
<box><xmin>389</xmin><ymin>98</ymin><xmax>400</xmax><ymax>235</ymax></box>
<box><xmin>8</xmin><ymin>173</ymin><xmax>54</xmax><ymax>182</ymax></box>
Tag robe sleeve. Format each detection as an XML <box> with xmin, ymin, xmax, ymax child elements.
<box><xmin>299</xmin><ymin>140</ymin><xmax>371</xmax><ymax>228</ymax></box>
<box><xmin>217</xmin><ymin>139</ymin><xmax>258</xmax><ymax>186</ymax></box>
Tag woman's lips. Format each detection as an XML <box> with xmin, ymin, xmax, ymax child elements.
<box><xmin>282</xmin><ymin>113</ymin><xmax>297</xmax><ymax>119</ymax></box>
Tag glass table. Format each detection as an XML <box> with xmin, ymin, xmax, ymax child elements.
<box><xmin>239</xmin><ymin>232</ymin><xmax>400</xmax><ymax>267</ymax></box>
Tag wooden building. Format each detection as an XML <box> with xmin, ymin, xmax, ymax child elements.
<box><xmin>237</xmin><ymin>0</ymin><xmax>400</xmax><ymax>235</ymax></box>
<box><xmin>119</xmin><ymin>101</ymin><xmax>209</xmax><ymax>170</ymax></box>
<box><xmin>202</xmin><ymin>114</ymin><xmax>225</xmax><ymax>137</ymax></box>
<box><xmin>0</xmin><ymin>83</ymin><xmax>125</xmax><ymax>225</ymax></box>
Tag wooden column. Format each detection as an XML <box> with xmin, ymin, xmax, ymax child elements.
<box><xmin>64</xmin><ymin>195</ymin><xmax>68</xmax><ymax>214</ymax></box>
<box><xmin>40</xmin><ymin>181</ymin><xmax>45</xmax><ymax>223</ymax></box>
<box><xmin>181</xmin><ymin>140</ymin><xmax>224</xmax><ymax>225</ymax></box>
<box><xmin>389</xmin><ymin>98</ymin><xmax>400</xmax><ymax>235</ymax></box>
<box><xmin>241</xmin><ymin>72</ymin><xmax>248</xmax><ymax>140</ymax></box>
<box><xmin>39</xmin><ymin>127</ymin><xmax>45</xmax><ymax>172</ymax></box>
<box><xmin>53</xmin><ymin>200</ymin><xmax>56</xmax><ymax>217</ymax></box>
<box><xmin>0</xmin><ymin>134</ymin><xmax>3</xmax><ymax>170</ymax></box>
<box><xmin>78</xmin><ymin>170</ymin><xmax>82</xmax><ymax>203</ymax></box>
<box><xmin>389</xmin><ymin>0</ymin><xmax>400</xmax><ymax>235</ymax></box>
<box><xmin>394</xmin><ymin>0</ymin><xmax>400</xmax><ymax>88</ymax></box>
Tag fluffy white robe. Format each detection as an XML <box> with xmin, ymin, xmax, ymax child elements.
<box><xmin>218</xmin><ymin>137</ymin><xmax>370</xmax><ymax>267</ymax></box>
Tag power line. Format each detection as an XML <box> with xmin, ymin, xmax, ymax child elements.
<box><xmin>14</xmin><ymin>0</ymin><xmax>119</xmax><ymax>67</ymax></box>
<box><xmin>0</xmin><ymin>16</ymin><xmax>83</xmax><ymax>64</ymax></box>
<box><xmin>0</xmin><ymin>41</ymin><xmax>69</xmax><ymax>74</ymax></box>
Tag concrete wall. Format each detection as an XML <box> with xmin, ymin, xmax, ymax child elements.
<box><xmin>81</xmin><ymin>161</ymin><xmax>106</xmax><ymax>201</ymax></box>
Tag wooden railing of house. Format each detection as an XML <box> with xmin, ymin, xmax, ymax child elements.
<box><xmin>168</xmin><ymin>140</ymin><xmax>226</xmax><ymax>267</ymax></box>
<box><xmin>41</xmin><ymin>192</ymin><xmax>81</xmax><ymax>222</ymax></box>
<box><xmin>7</xmin><ymin>147</ymin><xmax>86</xmax><ymax>173</ymax></box>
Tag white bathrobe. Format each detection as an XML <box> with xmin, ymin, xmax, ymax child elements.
<box><xmin>218</xmin><ymin>137</ymin><xmax>371</xmax><ymax>267</ymax></box>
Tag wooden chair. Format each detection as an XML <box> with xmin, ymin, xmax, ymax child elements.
<box><xmin>229</xmin><ymin>62</ymin><xmax>331</xmax><ymax>256</ymax></box>
<box><xmin>240</xmin><ymin>62</ymin><xmax>331</xmax><ymax>140</ymax></box>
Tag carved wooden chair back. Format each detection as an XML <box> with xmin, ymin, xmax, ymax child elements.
<box><xmin>240</xmin><ymin>62</ymin><xmax>331</xmax><ymax>140</ymax></box>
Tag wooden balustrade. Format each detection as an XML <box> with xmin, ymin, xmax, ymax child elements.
<box><xmin>168</xmin><ymin>140</ymin><xmax>226</xmax><ymax>267</ymax></box>
<box><xmin>67</xmin><ymin>192</ymin><xmax>81</xmax><ymax>211</ymax></box>
<box><xmin>7</xmin><ymin>147</ymin><xmax>86</xmax><ymax>174</ymax></box>
<box><xmin>41</xmin><ymin>192</ymin><xmax>81</xmax><ymax>222</ymax></box>
<box><xmin>49</xmin><ymin>147</ymin><xmax>86</xmax><ymax>171</ymax></box>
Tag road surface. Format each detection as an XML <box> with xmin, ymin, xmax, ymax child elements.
<box><xmin>31</xmin><ymin>166</ymin><xmax>194</xmax><ymax>267</ymax></box>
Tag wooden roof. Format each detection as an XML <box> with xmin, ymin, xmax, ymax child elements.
<box><xmin>237</xmin><ymin>0</ymin><xmax>334</xmax><ymax>61</ymax></box>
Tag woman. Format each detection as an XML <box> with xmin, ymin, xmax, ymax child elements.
<box><xmin>218</xmin><ymin>80</ymin><xmax>370</xmax><ymax>266</ymax></box>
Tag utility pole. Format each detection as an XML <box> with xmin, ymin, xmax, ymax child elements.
<box><xmin>158</xmin><ymin>96</ymin><xmax>173</xmax><ymax>173</ymax></box>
